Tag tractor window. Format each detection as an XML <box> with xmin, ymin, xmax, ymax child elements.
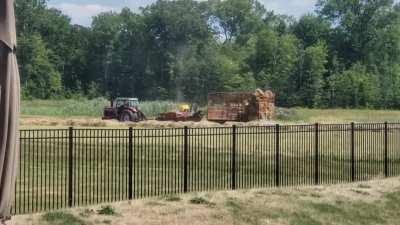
<box><xmin>129</xmin><ymin>100</ymin><xmax>139</xmax><ymax>107</ymax></box>
<box><xmin>115</xmin><ymin>100</ymin><xmax>125</xmax><ymax>108</ymax></box>
<box><xmin>115</xmin><ymin>100</ymin><xmax>138</xmax><ymax>108</ymax></box>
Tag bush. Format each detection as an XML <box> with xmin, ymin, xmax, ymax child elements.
<box><xmin>190</xmin><ymin>196</ymin><xmax>211</xmax><ymax>205</ymax></box>
<box><xmin>42</xmin><ymin>211</ymin><xmax>85</xmax><ymax>225</ymax></box>
<box><xmin>328</xmin><ymin>63</ymin><xmax>380</xmax><ymax>108</ymax></box>
<box><xmin>97</xmin><ymin>205</ymin><xmax>117</xmax><ymax>215</ymax></box>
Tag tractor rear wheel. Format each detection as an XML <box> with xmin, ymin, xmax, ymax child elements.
<box><xmin>137</xmin><ymin>111</ymin><xmax>146</xmax><ymax>121</ymax></box>
<box><xmin>119</xmin><ymin>110</ymin><xmax>141</xmax><ymax>122</ymax></box>
<box><xmin>131</xmin><ymin>112</ymin><xmax>139</xmax><ymax>122</ymax></box>
<box><xmin>119</xmin><ymin>111</ymin><xmax>134</xmax><ymax>122</ymax></box>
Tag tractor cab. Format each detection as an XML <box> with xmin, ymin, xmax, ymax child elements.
<box><xmin>113</xmin><ymin>98</ymin><xmax>139</xmax><ymax>109</ymax></box>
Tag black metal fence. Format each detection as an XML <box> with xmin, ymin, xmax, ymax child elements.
<box><xmin>13</xmin><ymin>122</ymin><xmax>400</xmax><ymax>214</ymax></box>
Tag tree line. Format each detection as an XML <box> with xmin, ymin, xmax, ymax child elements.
<box><xmin>15</xmin><ymin>0</ymin><xmax>400</xmax><ymax>108</ymax></box>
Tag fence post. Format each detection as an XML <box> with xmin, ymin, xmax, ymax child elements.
<box><xmin>231</xmin><ymin>125</ymin><xmax>237</xmax><ymax>190</ymax></box>
<box><xmin>68</xmin><ymin>127</ymin><xmax>73</xmax><ymax>207</ymax></box>
<box><xmin>275</xmin><ymin>124</ymin><xmax>280</xmax><ymax>187</ymax></box>
<box><xmin>128</xmin><ymin>127</ymin><xmax>133</xmax><ymax>199</ymax></box>
<box><xmin>315</xmin><ymin>123</ymin><xmax>319</xmax><ymax>185</ymax></box>
<box><xmin>183</xmin><ymin>126</ymin><xmax>188</xmax><ymax>193</ymax></box>
<box><xmin>351</xmin><ymin>122</ymin><xmax>355</xmax><ymax>182</ymax></box>
<box><xmin>384</xmin><ymin>122</ymin><xmax>388</xmax><ymax>178</ymax></box>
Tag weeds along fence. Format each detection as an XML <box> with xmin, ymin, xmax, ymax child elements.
<box><xmin>13</xmin><ymin>123</ymin><xmax>400</xmax><ymax>214</ymax></box>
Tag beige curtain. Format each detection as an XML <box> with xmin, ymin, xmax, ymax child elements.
<box><xmin>0</xmin><ymin>0</ymin><xmax>21</xmax><ymax>221</ymax></box>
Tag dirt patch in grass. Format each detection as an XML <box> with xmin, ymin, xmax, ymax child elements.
<box><xmin>12</xmin><ymin>177</ymin><xmax>400</xmax><ymax>225</ymax></box>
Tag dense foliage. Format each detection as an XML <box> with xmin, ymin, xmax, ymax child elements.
<box><xmin>15</xmin><ymin>0</ymin><xmax>400</xmax><ymax>108</ymax></box>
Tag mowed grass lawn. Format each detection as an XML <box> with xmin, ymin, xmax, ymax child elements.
<box><xmin>14</xmin><ymin>126</ymin><xmax>400</xmax><ymax>215</ymax></box>
<box><xmin>13</xmin><ymin>177</ymin><xmax>400</xmax><ymax>225</ymax></box>
<box><xmin>14</xmin><ymin>100</ymin><xmax>400</xmax><ymax>224</ymax></box>
<box><xmin>289</xmin><ymin>108</ymin><xmax>400</xmax><ymax>123</ymax></box>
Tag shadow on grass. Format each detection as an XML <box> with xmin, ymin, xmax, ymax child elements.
<box><xmin>222</xmin><ymin>189</ymin><xmax>400</xmax><ymax>225</ymax></box>
<box><xmin>298</xmin><ymin>190</ymin><xmax>400</xmax><ymax>225</ymax></box>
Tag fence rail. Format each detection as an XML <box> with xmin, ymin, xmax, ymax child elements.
<box><xmin>13</xmin><ymin>122</ymin><xmax>400</xmax><ymax>214</ymax></box>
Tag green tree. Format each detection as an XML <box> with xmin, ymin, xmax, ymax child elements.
<box><xmin>142</xmin><ymin>0</ymin><xmax>213</xmax><ymax>99</ymax></box>
<box><xmin>16</xmin><ymin>0</ymin><xmax>91</xmax><ymax>97</ymax></box>
<box><xmin>212</xmin><ymin>0</ymin><xmax>265</xmax><ymax>43</ymax></box>
<box><xmin>12</xmin><ymin>0</ymin><xmax>400</xmax><ymax>110</ymax></box>
<box><xmin>105</xmin><ymin>8</ymin><xmax>149</xmax><ymax>99</ymax></box>
<box><xmin>15</xmin><ymin>0</ymin><xmax>46</xmax><ymax>36</ymax></box>
<box><xmin>18</xmin><ymin>34</ymin><xmax>62</xmax><ymax>99</ymax></box>
<box><xmin>87</xmin><ymin>11</ymin><xmax>123</xmax><ymax>96</ymax></box>
<box><xmin>317</xmin><ymin>0</ymin><xmax>397</xmax><ymax>64</ymax></box>
<box><xmin>170</xmin><ymin>43</ymin><xmax>229</xmax><ymax>102</ymax></box>
<box><xmin>329</xmin><ymin>63</ymin><xmax>379</xmax><ymax>108</ymax></box>
<box><xmin>62</xmin><ymin>25</ymin><xmax>91</xmax><ymax>94</ymax></box>
<box><xmin>248</xmin><ymin>28</ymin><xmax>301</xmax><ymax>105</ymax></box>
<box><xmin>298</xmin><ymin>42</ymin><xmax>328</xmax><ymax>107</ymax></box>
<box><xmin>293</xmin><ymin>14</ymin><xmax>330</xmax><ymax>48</ymax></box>
<box><xmin>264</xmin><ymin>12</ymin><xmax>295</xmax><ymax>35</ymax></box>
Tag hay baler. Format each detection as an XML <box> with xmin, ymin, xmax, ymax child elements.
<box><xmin>156</xmin><ymin>104</ymin><xmax>203</xmax><ymax>122</ymax></box>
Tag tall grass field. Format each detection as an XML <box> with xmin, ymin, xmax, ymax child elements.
<box><xmin>22</xmin><ymin>98</ymin><xmax>180</xmax><ymax>118</ymax></box>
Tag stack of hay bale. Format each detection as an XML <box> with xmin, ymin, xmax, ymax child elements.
<box><xmin>254</xmin><ymin>89</ymin><xmax>276</xmax><ymax>120</ymax></box>
<box><xmin>207</xmin><ymin>89</ymin><xmax>276</xmax><ymax>122</ymax></box>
